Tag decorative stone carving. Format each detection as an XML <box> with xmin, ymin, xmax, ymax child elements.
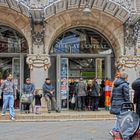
<box><xmin>124</xmin><ymin>19</ymin><xmax>140</xmax><ymax>54</ymax></box>
<box><xmin>44</xmin><ymin>4</ymin><xmax>55</xmax><ymax>19</ymax></box>
<box><xmin>29</xmin><ymin>11</ymin><xmax>46</xmax><ymax>53</ymax></box>
<box><xmin>92</xmin><ymin>0</ymin><xmax>107</xmax><ymax>10</ymax></box>
<box><xmin>26</xmin><ymin>54</ymin><xmax>51</xmax><ymax>70</ymax></box>
<box><xmin>32</xmin><ymin>31</ymin><xmax>44</xmax><ymax>45</ymax></box>
<box><xmin>55</xmin><ymin>0</ymin><xmax>67</xmax><ymax>14</ymax></box>
<box><xmin>110</xmin><ymin>0</ymin><xmax>131</xmax><ymax>11</ymax></box>
<box><xmin>116</xmin><ymin>55</ymin><xmax>140</xmax><ymax>70</ymax></box>
<box><xmin>67</xmin><ymin>0</ymin><xmax>81</xmax><ymax>9</ymax></box>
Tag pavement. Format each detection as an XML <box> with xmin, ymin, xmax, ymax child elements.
<box><xmin>0</xmin><ymin>108</ymin><xmax>115</xmax><ymax>122</ymax></box>
<box><xmin>0</xmin><ymin>120</ymin><xmax>114</xmax><ymax>140</ymax></box>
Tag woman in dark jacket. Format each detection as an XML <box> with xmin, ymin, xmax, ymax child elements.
<box><xmin>110</xmin><ymin>73</ymin><xmax>129</xmax><ymax>135</ymax></box>
<box><xmin>110</xmin><ymin>73</ymin><xmax>129</xmax><ymax>115</ymax></box>
<box><xmin>132</xmin><ymin>77</ymin><xmax>140</xmax><ymax>117</ymax></box>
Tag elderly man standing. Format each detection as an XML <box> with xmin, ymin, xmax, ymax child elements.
<box><xmin>0</xmin><ymin>74</ymin><xmax>16</xmax><ymax>120</ymax></box>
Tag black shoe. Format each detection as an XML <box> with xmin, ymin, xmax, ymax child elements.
<box><xmin>56</xmin><ymin>110</ymin><xmax>60</xmax><ymax>113</ymax></box>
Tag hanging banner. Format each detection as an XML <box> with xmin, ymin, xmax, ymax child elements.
<box><xmin>60</xmin><ymin>58</ymin><xmax>69</xmax><ymax>100</ymax></box>
<box><xmin>96</xmin><ymin>58</ymin><xmax>102</xmax><ymax>79</ymax></box>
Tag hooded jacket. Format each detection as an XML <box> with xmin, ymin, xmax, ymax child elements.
<box><xmin>110</xmin><ymin>78</ymin><xmax>129</xmax><ymax>115</ymax></box>
<box><xmin>132</xmin><ymin>77</ymin><xmax>140</xmax><ymax>117</ymax></box>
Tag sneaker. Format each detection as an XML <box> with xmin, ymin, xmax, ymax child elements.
<box><xmin>48</xmin><ymin>111</ymin><xmax>51</xmax><ymax>113</ymax></box>
<box><xmin>1</xmin><ymin>113</ymin><xmax>5</xmax><ymax>116</ymax></box>
<box><xmin>11</xmin><ymin>117</ymin><xmax>15</xmax><ymax>121</ymax></box>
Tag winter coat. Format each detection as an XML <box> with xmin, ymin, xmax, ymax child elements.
<box><xmin>35</xmin><ymin>94</ymin><xmax>42</xmax><ymax>106</ymax></box>
<box><xmin>91</xmin><ymin>82</ymin><xmax>100</xmax><ymax>97</ymax></box>
<box><xmin>69</xmin><ymin>82</ymin><xmax>76</xmax><ymax>95</ymax></box>
<box><xmin>42</xmin><ymin>83</ymin><xmax>55</xmax><ymax>97</ymax></box>
<box><xmin>110</xmin><ymin>78</ymin><xmax>129</xmax><ymax>115</ymax></box>
<box><xmin>132</xmin><ymin>78</ymin><xmax>140</xmax><ymax>117</ymax></box>
<box><xmin>23</xmin><ymin>83</ymin><xmax>35</xmax><ymax>94</ymax></box>
<box><xmin>76</xmin><ymin>81</ymin><xmax>87</xmax><ymax>97</ymax></box>
<box><xmin>0</xmin><ymin>80</ymin><xmax>16</xmax><ymax>96</ymax></box>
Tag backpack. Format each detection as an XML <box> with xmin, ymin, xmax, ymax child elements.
<box><xmin>117</xmin><ymin>103</ymin><xmax>140</xmax><ymax>140</ymax></box>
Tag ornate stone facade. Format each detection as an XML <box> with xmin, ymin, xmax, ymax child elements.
<box><xmin>0</xmin><ymin>0</ymin><xmax>140</xmax><ymax>85</ymax></box>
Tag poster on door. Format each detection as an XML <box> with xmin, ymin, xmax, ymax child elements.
<box><xmin>60</xmin><ymin>58</ymin><xmax>69</xmax><ymax>108</ymax></box>
<box><xmin>96</xmin><ymin>58</ymin><xmax>102</xmax><ymax>79</ymax></box>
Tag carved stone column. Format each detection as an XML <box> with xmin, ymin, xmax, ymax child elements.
<box><xmin>26</xmin><ymin>54</ymin><xmax>51</xmax><ymax>112</ymax></box>
<box><xmin>26</xmin><ymin>54</ymin><xmax>51</xmax><ymax>88</ymax></box>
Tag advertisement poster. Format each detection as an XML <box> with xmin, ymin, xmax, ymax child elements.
<box><xmin>60</xmin><ymin>58</ymin><xmax>68</xmax><ymax>108</ymax></box>
<box><xmin>96</xmin><ymin>58</ymin><xmax>102</xmax><ymax>79</ymax></box>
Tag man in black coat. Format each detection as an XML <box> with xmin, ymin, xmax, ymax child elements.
<box><xmin>132</xmin><ymin>77</ymin><xmax>140</xmax><ymax>117</ymax></box>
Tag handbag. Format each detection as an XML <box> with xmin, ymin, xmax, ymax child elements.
<box><xmin>20</xmin><ymin>94</ymin><xmax>31</xmax><ymax>103</ymax></box>
<box><xmin>71</xmin><ymin>96</ymin><xmax>76</xmax><ymax>104</ymax></box>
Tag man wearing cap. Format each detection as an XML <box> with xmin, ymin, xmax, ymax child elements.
<box><xmin>42</xmin><ymin>78</ymin><xmax>60</xmax><ymax>113</ymax></box>
<box><xmin>22</xmin><ymin>78</ymin><xmax>35</xmax><ymax>113</ymax></box>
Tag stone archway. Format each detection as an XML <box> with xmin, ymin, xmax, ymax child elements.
<box><xmin>45</xmin><ymin>9</ymin><xmax>124</xmax><ymax>61</ymax></box>
<box><xmin>0</xmin><ymin>6</ymin><xmax>31</xmax><ymax>53</ymax></box>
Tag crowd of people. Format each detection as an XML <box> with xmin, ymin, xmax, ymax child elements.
<box><xmin>1</xmin><ymin>71</ymin><xmax>140</xmax><ymax>123</ymax></box>
<box><xmin>69</xmin><ymin>78</ymin><xmax>102</xmax><ymax>111</ymax></box>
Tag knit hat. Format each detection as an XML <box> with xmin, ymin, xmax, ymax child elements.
<box><xmin>26</xmin><ymin>78</ymin><xmax>30</xmax><ymax>81</ymax></box>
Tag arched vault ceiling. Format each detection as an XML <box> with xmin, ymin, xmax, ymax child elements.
<box><xmin>0</xmin><ymin>0</ymin><xmax>29</xmax><ymax>17</ymax></box>
<box><xmin>44</xmin><ymin>0</ymin><xmax>130</xmax><ymax>23</ymax></box>
<box><xmin>0</xmin><ymin>0</ymin><xmax>130</xmax><ymax>23</ymax></box>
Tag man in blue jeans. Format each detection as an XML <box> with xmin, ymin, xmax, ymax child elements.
<box><xmin>0</xmin><ymin>74</ymin><xmax>17</xmax><ymax>120</ymax></box>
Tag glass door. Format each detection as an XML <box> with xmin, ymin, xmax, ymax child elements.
<box><xmin>60</xmin><ymin>58</ymin><xmax>69</xmax><ymax>110</ymax></box>
<box><xmin>12</xmin><ymin>58</ymin><xmax>20</xmax><ymax>90</ymax></box>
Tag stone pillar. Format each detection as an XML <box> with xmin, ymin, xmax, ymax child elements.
<box><xmin>105</xmin><ymin>55</ymin><xmax>111</xmax><ymax>79</ymax></box>
<box><xmin>26</xmin><ymin>54</ymin><xmax>51</xmax><ymax>113</ymax></box>
<box><xmin>26</xmin><ymin>54</ymin><xmax>50</xmax><ymax>86</ymax></box>
<box><xmin>56</xmin><ymin>55</ymin><xmax>61</xmax><ymax>110</ymax></box>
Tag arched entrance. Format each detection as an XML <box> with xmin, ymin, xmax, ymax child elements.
<box><xmin>0</xmin><ymin>25</ymin><xmax>29</xmax><ymax>108</ymax></box>
<box><xmin>49</xmin><ymin>27</ymin><xmax>115</xmax><ymax>110</ymax></box>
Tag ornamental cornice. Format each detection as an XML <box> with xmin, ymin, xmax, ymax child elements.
<box><xmin>26</xmin><ymin>54</ymin><xmax>51</xmax><ymax>70</ymax></box>
<box><xmin>117</xmin><ymin>55</ymin><xmax>140</xmax><ymax>70</ymax></box>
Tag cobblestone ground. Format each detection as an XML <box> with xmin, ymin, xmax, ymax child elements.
<box><xmin>0</xmin><ymin>120</ymin><xmax>114</xmax><ymax>140</ymax></box>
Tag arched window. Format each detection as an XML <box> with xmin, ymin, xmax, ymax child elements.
<box><xmin>0</xmin><ymin>26</ymin><xmax>28</xmax><ymax>53</ymax></box>
<box><xmin>50</xmin><ymin>28</ymin><xmax>113</xmax><ymax>55</ymax></box>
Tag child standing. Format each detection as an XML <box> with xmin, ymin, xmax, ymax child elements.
<box><xmin>34</xmin><ymin>89</ymin><xmax>42</xmax><ymax>114</ymax></box>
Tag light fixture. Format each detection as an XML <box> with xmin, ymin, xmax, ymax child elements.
<box><xmin>83</xmin><ymin>0</ymin><xmax>91</xmax><ymax>15</ymax></box>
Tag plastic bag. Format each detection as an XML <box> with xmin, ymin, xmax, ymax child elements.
<box><xmin>71</xmin><ymin>96</ymin><xmax>75</xmax><ymax>104</ymax></box>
